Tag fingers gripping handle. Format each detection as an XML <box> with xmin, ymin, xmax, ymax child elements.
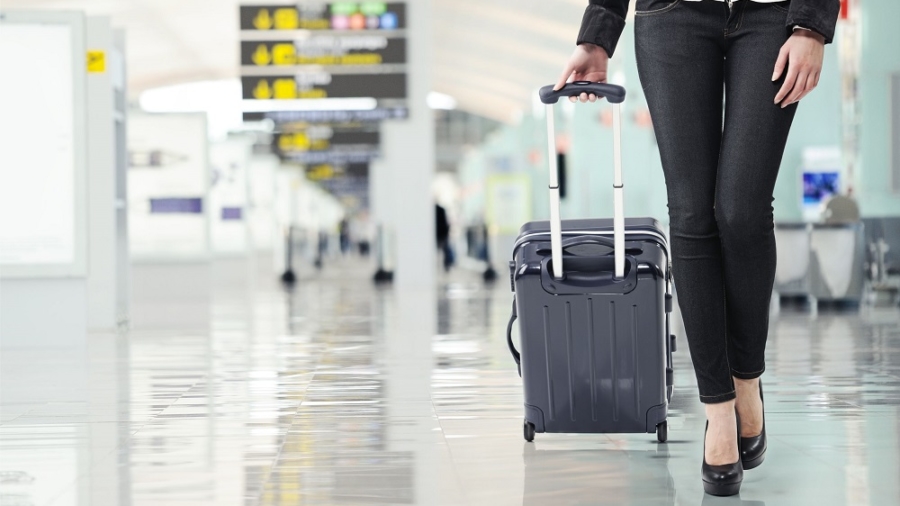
<box><xmin>540</xmin><ymin>81</ymin><xmax>626</xmax><ymax>104</ymax></box>
<box><xmin>544</xmin><ymin>83</ymin><xmax>626</xmax><ymax>280</ymax></box>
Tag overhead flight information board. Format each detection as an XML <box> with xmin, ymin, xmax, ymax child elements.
<box><xmin>239</xmin><ymin>2</ymin><xmax>408</xmax><ymax>213</ymax></box>
<box><xmin>240</xmin><ymin>2</ymin><xmax>408</xmax><ymax>103</ymax></box>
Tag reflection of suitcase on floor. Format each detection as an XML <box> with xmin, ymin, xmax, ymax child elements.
<box><xmin>506</xmin><ymin>82</ymin><xmax>674</xmax><ymax>443</ymax></box>
<box><xmin>522</xmin><ymin>444</ymin><xmax>675</xmax><ymax>505</ymax></box>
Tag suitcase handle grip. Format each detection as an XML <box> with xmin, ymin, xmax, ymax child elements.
<box><xmin>560</xmin><ymin>235</ymin><xmax>643</xmax><ymax>253</ymax></box>
<box><xmin>539</xmin><ymin>81</ymin><xmax>626</xmax><ymax>104</ymax></box>
<box><xmin>535</xmin><ymin>237</ymin><xmax>644</xmax><ymax>256</ymax></box>
<box><xmin>562</xmin><ymin>235</ymin><xmax>614</xmax><ymax>249</ymax></box>
<box><xmin>542</xmin><ymin>255</ymin><xmax>638</xmax><ymax>295</ymax></box>
<box><xmin>507</xmin><ymin>298</ymin><xmax>521</xmax><ymax>376</ymax></box>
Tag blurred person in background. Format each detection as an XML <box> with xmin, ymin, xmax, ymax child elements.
<box><xmin>556</xmin><ymin>0</ymin><xmax>839</xmax><ymax>496</ymax></box>
<box><xmin>339</xmin><ymin>218</ymin><xmax>350</xmax><ymax>255</ymax></box>
<box><xmin>435</xmin><ymin>204</ymin><xmax>453</xmax><ymax>271</ymax></box>
<box><xmin>352</xmin><ymin>211</ymin><xmax>371</xmax><ymax>257</ymax></box>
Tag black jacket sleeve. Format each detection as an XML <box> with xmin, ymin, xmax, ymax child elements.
<box><xmin>576</xmin><ymin>0</ymin><xmax>631</xmax><ymax>58</ymax></box>
<box><xmin>577</xmin><ymin>0</ymin><xmax>841</xmax><ymax>56</ymax></box>
<box><xmin>787</xmin><ymin>0</ymin><xmax>840</xmax><ymax>44</ymax></box>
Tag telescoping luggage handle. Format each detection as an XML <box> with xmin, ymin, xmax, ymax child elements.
<box><xmin>538</xmin><ymin>81</ymin><xmax>627</xmax><ymax>280</ymax></box>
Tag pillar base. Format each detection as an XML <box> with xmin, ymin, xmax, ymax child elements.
<box><xmin>373</xmin><ymin>269</ymin><xmax>394</xmax><ymax>283</ymax></box>
<box><xmin>280</xmin><ymin>270</ymin><xmax>297</xmax><ymax>284</ymax></box>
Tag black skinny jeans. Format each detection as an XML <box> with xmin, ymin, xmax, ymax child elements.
<box><xmin>634</xmin><ymin>0</ymin><xmax>798</xmax><ymax>403</ymax></box>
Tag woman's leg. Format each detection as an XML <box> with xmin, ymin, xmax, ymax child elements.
<box><xmin>635</xmin><ymin>1</ymin><xmax>735</xmax><ymax>404</ymax></box>
<box><xmin>718</xmin><ymin>2</ymin><xmax>798</xmax><ymax>435</ymax></box>
<box><xmin>635</xmin><ymin>0</ymin><xmax>740</xmax><ymax>467</ymax></box>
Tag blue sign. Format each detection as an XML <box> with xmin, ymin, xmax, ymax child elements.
<box><xmin>150</xmin><ymin>198</ymin><xmax>203</xmax><ymax>214</ymax></box>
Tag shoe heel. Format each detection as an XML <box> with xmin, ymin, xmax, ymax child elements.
<box><xmin>739</xmin><ymin>380</ymin><xmax>767</xmax><ymax>470</ymax></box>
<box><xmin>703</xmin><ymin>479</ymin><xmax>742</xmax><ymax>497</ymax></box>
<box><xmin>742</xmin><ymin>450</ymin><xmax>766</xmax><ymax>470</ymax></box>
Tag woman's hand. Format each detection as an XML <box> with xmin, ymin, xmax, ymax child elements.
<box><xmin>554</xmin><ymin>44</ymin><xmax>609</xmax><ymax>103</ymax></box>
<box><xmin>773</xmin><ymin>30</ymin><xmax>825</xmax><ymax>108</ymax></box>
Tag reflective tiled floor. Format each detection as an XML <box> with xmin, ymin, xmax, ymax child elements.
<box><xmin>2</xmin><ymin>257</ymin><xmax>900</xmax><ymax>505</ymax></box>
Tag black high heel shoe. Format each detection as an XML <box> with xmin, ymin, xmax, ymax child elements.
<box><xmin>702</xmin><ymin>417</ymin><xmax>743</xmax><ymax>496</ymax></box>
<box><xmin>740</xmin><ymin>381</ymin><xmax>767</xmax><ymax>470</ymax></box>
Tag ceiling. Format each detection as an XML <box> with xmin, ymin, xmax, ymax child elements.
<box><xmin>2</xmin><ymin>0</ymin><xmax>626</xmax><ymax>123</ymax></box>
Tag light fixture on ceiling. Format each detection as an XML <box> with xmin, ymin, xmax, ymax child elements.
<box><xmin>427</xmin><ymin>91</ymin><xmax>457</xmax><ymax>110</ymax></box>
<box><xmin>138</xmin><ymin>79</ymin><xmax>384</xmax><ymax>138</ymax></box>
<box><xmin>139</xmin><ymin>79</ymin><xmax>244</xmax><ymax>139</ymax></box>
<box><xmin>139</xmin><ymin>79</ymin><xmax>242</xmax><ymax>114</ymax></box>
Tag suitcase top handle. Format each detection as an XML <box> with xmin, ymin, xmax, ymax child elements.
<box><xmin>539</xmin><ymin>81</ymin><xmax>626</xmax><ymax>104</ymax></box>
<box><xmin>542</xmin><ymin>81</ymin><xmax>626</xmax><ymax>280</ymax></box>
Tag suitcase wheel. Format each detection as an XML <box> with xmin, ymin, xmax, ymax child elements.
<box><xmin>524</xmin><ymin>420</ymin><xmax>535</xmax><ymax>442</ymax></box>
<box><xmin>656</xmin><ymin>421</ymin><xmax>668</xmax><ymax>443</ymax></box>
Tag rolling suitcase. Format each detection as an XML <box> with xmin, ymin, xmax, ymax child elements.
<box><xmin>507</xmin><ymin>82</ymin><xmax>675</xmax><ymax>443</ymax></box>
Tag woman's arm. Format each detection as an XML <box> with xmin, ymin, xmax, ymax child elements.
<box><xmin>773</xmin><ymin>0</ymin><xmax>840</xmax><ymax>108</ymax></box>
<box><xmin>576</xmin><ymin>0</ymin><xmax>631</xmax><ymax>58</ymax></box>
<box><xmin>555</xmin><ymin>1</ymin><xmax>630</xmax><ymax>100</ymax></box>
<box><xmin>786</xmin><ymin>0</ymin><xmax>840</xmax><ymax>44</ymax></box>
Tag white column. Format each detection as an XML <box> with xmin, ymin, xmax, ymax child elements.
<box><xmin>380</xmin><ymin>0</ymin><xmax>435</xmax><ymax>289</ymax></box>
<box><xmin>86</xmin><ymin>16</ymin><xmax>129</xmax><ymax>330</ymax></box>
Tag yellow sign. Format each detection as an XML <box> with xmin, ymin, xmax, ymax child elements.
<box><xmin>252</xmin><ymin>79</ymin><xmax>272</xmax><ymax>99</ymax></box>
<box><xmin>253</xmin><ymin>9</ymin><xmax>273</xmax><ymax>30</ymax></box>
<box><xmin>278</xmin><ymin>133</ymin><xmax>330</xmax><ymax>153</ymax></box>
<box><xmin>86</xmin><ymin>50</ymin><xmax>105</xmax><ymax>73</ymax></box>
<box><xmin>307</xmin><ymin>164</ymin><xmax>336</xmax><ymax>181</ymax></box>
<box><xmin>248</xmin><ymin>6</ymin><xmax>329</xmax><ymax>30</ymax></box>
<box><xmin>279</xmin><ymin>132</ymin><xmax>309</xmax><ymax>152</ymax></box>
<box><xmin>272</xmin><ymin>78</ymin><xmax>297</xmax><ymax>99</ymax></box>
<box><xmin>271</xmin><ymin>43</ymin><xmax>296</xmax><ymax>65</ymax></box>
<box><xmin>251</xmin><ymin>44</ymin><xmax>271</xmax><ymax>66</ymax></box>
<box><xmin>250</xmin><ymin>78</ymin><xmax>328</xmax><ymax>100</ymax></box>
<box><xmin>273</xmin><ymin>8</ymin><xmax>299</xmax><ymax>30</ymax></box>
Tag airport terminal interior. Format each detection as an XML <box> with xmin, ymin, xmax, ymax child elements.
<box><xmin>1</xmin><ymin>1</ymin><xmax>899</xmax><ymax>505</ymax></box>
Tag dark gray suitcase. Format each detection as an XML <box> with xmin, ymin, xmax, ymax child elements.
<box><xmin>507</xmin><ymin>82</ymin><xmax>674</xmax><ymax>443</ymax></box>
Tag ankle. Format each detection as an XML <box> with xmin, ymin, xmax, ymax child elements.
<box><xmin>733</xmin><ymin>377</ymin><xmax>759</xmax><ymax>391</ymax></box>
<box><xmin>705</xmin><ymin>400</ymin><xmax>736</xmax><ymax>421</ymax></box>
<box><xmin>733</xmin><ymin>377</ymin><xmax>762</xmax><ymax>407</ymax></box>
